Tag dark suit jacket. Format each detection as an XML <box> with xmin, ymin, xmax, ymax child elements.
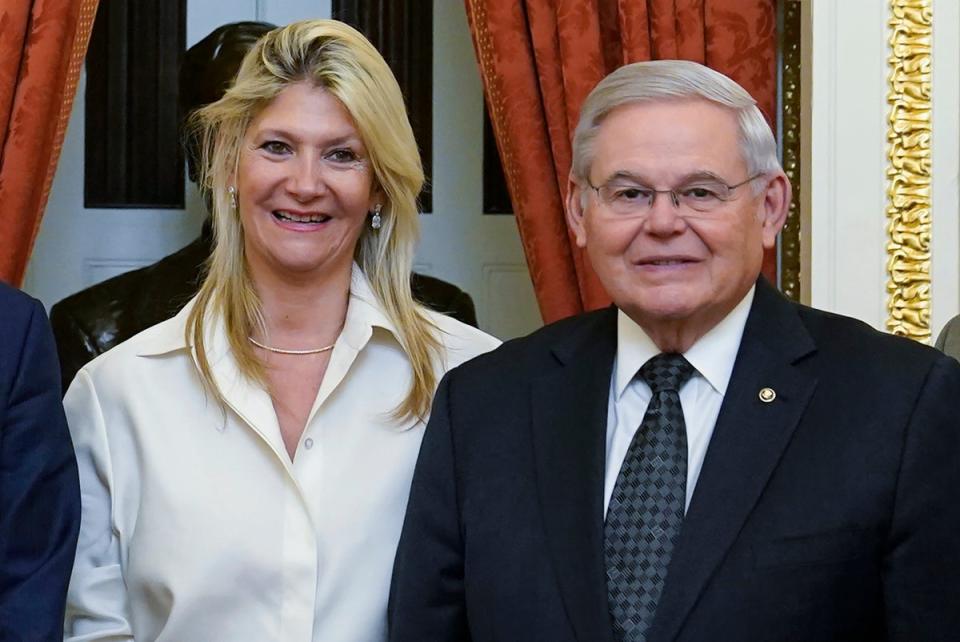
<box><xmin>49</xmin><ymin>227</ymin><xmax>478</xmax><ymax>393</ymax></box>
<box><xmin>0</xmin><ymin>283</ymin><xmax>80</xmax><ymax>640</ymax></box>
<box><xmin>935</xmin><ymin>314</ymin><xmax>960</xmax><ymax>361</ymax></box>
<box><xmin>389</xmin><ymin>278</ymin><xmax>960</xmax><ymax>642</ymax></box>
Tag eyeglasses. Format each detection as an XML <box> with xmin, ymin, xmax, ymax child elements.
<box><xmin>586</xmin><ymin>173</ymin><xmax>764</xmax><ymax>217</ymax></box>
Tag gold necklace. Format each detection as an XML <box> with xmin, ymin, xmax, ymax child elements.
<box><xmin>248</xmin><ymin>336</ymin><xmax>336</xmax><ymax>355</ymax></box>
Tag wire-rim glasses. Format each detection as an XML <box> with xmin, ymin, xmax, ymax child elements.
<box><xmin>586</xmin><ymin>172</ymin><xmax>765</xmax><ymax>216</ymax></box>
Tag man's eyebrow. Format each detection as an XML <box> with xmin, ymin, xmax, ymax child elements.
<box><xmin>680</xmin><ymin>170</ymin><xmax>727</xmax><ymax>183</ymax></box>
<box><xmin>602</xmin><ymin>170</ymin><xmax>728</xmax><ymax>185</ymax></box>
<box><xmin>604</xmin><ymin>170</ymin><xmax>650</xmax><ymax>184</ymax></box>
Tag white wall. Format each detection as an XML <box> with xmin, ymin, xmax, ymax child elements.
<box><xmin>417</xmin><ymin>0</ymin><xmax>540</xmax><ymax>338</ymax></box>
<box><xmin>804</xmin><ymin>0</ymin><xmax>959</xmax><ymax>339</ymax></box>
<box><xmin>24</xmin><ymin>0</ymin><xmax>330</xmax><ymax>308</ymax></box>
<box><xmin>44</xmin><ymin>1</ymin><xmax>959</xmax><ymax>340</ymax></box>
<box><xmin>930</xmin><ymin>0</ymin><xmax>960</xmax><ymax>339</ymax></box>
<box><xmin>23</xmin><ymin>0</ymin><xmax>541</xmax><ymax>340</ymax></box>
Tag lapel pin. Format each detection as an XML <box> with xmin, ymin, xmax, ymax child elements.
<box><xmin>758</xmin><ymin>387</ymin><xmax>776</xmax><ymax>403</ymax></box>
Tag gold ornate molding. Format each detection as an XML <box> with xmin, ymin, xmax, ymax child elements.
<box><xmin>886</xmin><ymin>0</ymin><xmax>932</xmax><ymax>342</ymax></box>
<box><xmin>779</xmin><ymin>0</ymin><xmax>802</xmax><ymax>302</ymax></box>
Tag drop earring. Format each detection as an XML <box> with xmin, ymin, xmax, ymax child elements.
<box><xmin>370</xmin><ymin>204</ymin><xmax>382</xmax><ymax>230</ymax></box>
<box><xmin>228</xmin><ymin>185</ymin><xmax>237</xmax><ymax>210</ymax></box>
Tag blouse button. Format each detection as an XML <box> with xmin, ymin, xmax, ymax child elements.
<box><xmin>304</xmin><ymin>438</ymin><xmax>314</xmax><ymax>450</ymax></box>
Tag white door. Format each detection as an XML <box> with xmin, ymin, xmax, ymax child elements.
<box><xmin>24</xmin><ymin>0</ymin><xmax>541</xmax><ymax>341</ymax></box>
<box><xmin>416</xmin><ymin>0</ymin><xmax>541</xmax><ymax>339</ymax></box>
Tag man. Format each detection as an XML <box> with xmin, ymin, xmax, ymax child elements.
<box><xmin>389</xmin><ymin>61</ymin><xmax>960</xmax><ymax>641</ymax></box>
<box><xmin>0</xmin><ymin>282</ymin><xmax>80</xmax><ymax>639</ymax></box>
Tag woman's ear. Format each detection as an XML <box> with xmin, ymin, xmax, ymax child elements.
<box><xmin>369</xmin><ymin>183</ymin><xmax>385</xmax><ymax>211</ymax></box>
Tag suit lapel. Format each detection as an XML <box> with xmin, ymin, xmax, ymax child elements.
<box><xmin>532</xmin><ymin>308</ymin><xmax>618</xmax><ymax>642</ymax></box>
<box><xmin>649</xmin><ymin>280</ymin><xmax>818</xmax><ymax>642</ymax></box>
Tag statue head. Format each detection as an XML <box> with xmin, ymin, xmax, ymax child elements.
<box><xmin>179</xmin><ymin>21</ymin><xmax>276</xmax><ymax>185</ymax></box>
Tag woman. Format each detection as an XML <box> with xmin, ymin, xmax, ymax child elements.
<box><xmin>64</xmin><ymin>20</ymin><xmax>499</xmax><ymax>641</ymax></box>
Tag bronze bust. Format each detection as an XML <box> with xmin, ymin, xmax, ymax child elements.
<box><xmin>50</xmin><ymin>22</ymin><xmax>476</xmax><ymax>393</ymax></box>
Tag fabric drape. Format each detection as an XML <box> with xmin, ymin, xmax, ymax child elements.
<box><xmin>0</xmin><ymin>0</ymin><xmax>99</xmax><ymax>286</ymax></box>
<box><xmin>465</xmin><ymin>0</ymin><xmax>777</xmax><ymax>323</ymax></box>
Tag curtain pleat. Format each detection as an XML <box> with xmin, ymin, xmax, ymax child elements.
<box><xmin>0</xmin><ymin>0</ymin><xmax>99</xmax><ymax>286</ymax></box>
<box><xmin>466</xmin><ymin>0</ymin><xmax>777</xmax><ymax>324</ymax></box>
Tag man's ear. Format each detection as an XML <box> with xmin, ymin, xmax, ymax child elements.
<box><xmin>566</xmin><ymin>176</ymin><xmax>588</xmax><ymax>248</ymax></box>
<box><xmin>759</xmin><ymin>172</ymin><xmax>791</xmax><ymax>250</ymax></box>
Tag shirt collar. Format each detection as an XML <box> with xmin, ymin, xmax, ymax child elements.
<box><xmin>134</xmin><ymin>299</ymin><xmax>195</xmax><ymax>356</ymax></box>
<box><xmin>614</xmin><ymin>285</ymin><xmax>755</xmax><ymax>398</ymax></box>
<box><xmin>135</xmin><ymin>263</ymin><xmax>400</xmax><ymax>357</ymax></box>
<box><xmin>341</xmin><ymin>263</ymin><xmax>401</xmax><ymax>350</ymax></box>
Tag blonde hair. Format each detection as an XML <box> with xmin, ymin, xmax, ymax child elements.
<box><xmin>187</xmin><ymin>19</ymin><xmax>441</xmax><ymax>420</ymax></box>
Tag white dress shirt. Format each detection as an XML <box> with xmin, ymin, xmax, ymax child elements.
<box><xmin>63</xmin><ymin>266</ymin><xmax>500</xmax><ymax>642</ymax></box>
<box><xmin>604</xmin><ymin>287</ymin><xmax>755</xmax><ymax>515</ymax></box>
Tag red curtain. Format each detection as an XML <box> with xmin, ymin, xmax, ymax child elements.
<box><xmin>0</xmin><ymin>0</ymin><xmax>99</xmax><ymax>286</ymax></box>
<box><xmin>465</xmin><ymin>0</ymin><xmax>777</xmax><ymax>324</ymax></box>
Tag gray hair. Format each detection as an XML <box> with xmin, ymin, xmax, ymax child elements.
<box><xmin>570</xmin><ymin>60</ymin><xmax>780</xmax><ymax>187</ymax></box>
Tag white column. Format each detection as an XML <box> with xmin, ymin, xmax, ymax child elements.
<box><xmin>804</xmin><ymin>0</ymin><xmax>889</xmax><ymax>328</ymax></box>
<box><xmin>803</xmin><ymin>0</ymin><xmax>958</xmax><ymax>338</ymax></box>
<box><xmin>930</xmin><ymin>0</ymin><xmax>960</xmax><ymax>339</ymax></box>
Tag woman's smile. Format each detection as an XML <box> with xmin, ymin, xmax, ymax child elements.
<box><xmin>235</xmin><ymin>81</ymin><xmax>378</xmax><ymax>279</ymax></box>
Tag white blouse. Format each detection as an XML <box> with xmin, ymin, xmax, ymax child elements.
<box><xmin>64</xmin><ymin>269</ymin><xmax>500</xmax><ymax>641</ymax></box>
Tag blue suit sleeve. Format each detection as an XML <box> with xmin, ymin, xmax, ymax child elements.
<box><xmin>0</xmin><ymin>297</ymin><xmax>81</xmax><ymax>640</ymax></box>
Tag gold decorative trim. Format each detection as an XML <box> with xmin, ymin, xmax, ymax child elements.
<box><xmin>779</xmin><ymin>0</ymin><xmax>802</xmax><ymax>302</ymax></box>
<box><xmin>885</xmin><ymin>0</ymin><xmax>932</xmax><ymax>342</ymax></box>
<box><xmin>464</xmin><ymin>0</ymin><xmax>521</xmax><ymax>218</ymax></box>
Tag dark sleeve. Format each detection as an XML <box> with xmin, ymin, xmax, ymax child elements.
<box><xmin>934</xmin><ymin>316</ymin><xmax>960</xmax><ymax>360</ymax></box>
<box><xmin>0</xmin><ymin>299</ymin><xmax>82</xmax><ymax>640</ymax></box>
<box><xmin>49</xmin><ymin>302</ymin><xmax>101</xmax><ymax>396</ymax></box>
<box><xmin>883</xmin><ymin>354</ymin><xmax>960</xmax><ymax>639</ymax></box>
<box><xmin>389</xmin><ymin>374</ymin><xmax>470</xmax><ymax>641</ymax></box>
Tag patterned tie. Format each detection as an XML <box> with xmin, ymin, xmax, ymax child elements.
<box><xmin>605</xmin><ymin>353</ymin><xmax>695</xmax><ymax>642</ymax></box>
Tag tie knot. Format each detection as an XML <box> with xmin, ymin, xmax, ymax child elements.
<box><xmin>638</xmin><ymin>353</ymin><xmax>695</xmax><ymax>393</ymax></box>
